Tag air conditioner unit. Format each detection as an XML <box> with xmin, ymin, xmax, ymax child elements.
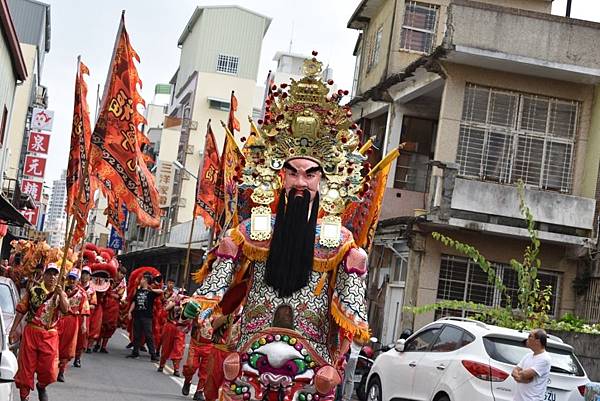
<box><xmin>186</xmin><ymin>145</ymin><xmax>194</xmax><ymax>154</ymax></box>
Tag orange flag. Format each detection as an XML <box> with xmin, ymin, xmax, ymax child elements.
<box><xmin>89</xmin><ymin>13</ymin><xmax>160</xmax><ymax>229</ymax></box>
<box><xmin>227</xmin><ymin>91</ymin><xmax>240</xmax><ymax>133</ymax></box>
<box><xmin>194</xmin><ymin>121</ymin><xmax>221</xmax><ymax>229</ymax></box>
<box><xmin>342</xmin><ymin>162</ymin><xmax>394</xmax><ymax>252</ymax></box>
<box><xmin>65</xmin><ymin>59</ymin><xmax>97</xmax><ymax>244</ymax></box>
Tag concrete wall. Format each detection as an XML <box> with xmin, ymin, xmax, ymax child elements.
<box><xmin>356</xmin><ymin>0</ymin><xmax>551</xmax><ymax>96</ymax></box>
<box><xmin>172</xmin><ymin>72</ymin><xmax>256</xmax><ymax>224</ymax></box>
<box><xmin>447</xmin><ymin>1</ymin><xmax>600</xmax><ymax>71</ymax></box>
<box><xmin>434</xmin><ymin>62</ymin><xmax>594</xmax><ymax>197</ymax></box>
<box><xmin>451</xmin><ymin>178</ymin><xmax>596</xmax><ymax>230</ymax></box>
<box><xmin>581</xmin><ymin>86</ymin><xmax>600</xmax><ymax>199</ymax></box>
<box><xmin>549</xmin><ymin>331</ymin><xmax>600</xmax><ymax>382</ymax></box>
<box><xmin>413</xmin><ymin>229</ymin><xmax>577</xmax><ymax>329</ymax></box>
<box><xmin>4</xmin><ymin>43</ymin><xmax>36</xmax><ymax>180</ymax></box>
<box><xmin>177</xmin><ymin>7</ymin><xmax>268</xmax><ymax>92</ymax></box>
<box><xmin>356</xmin><ymin>0</ymin><xmax>395</xmax><ymax>95</ymax></box>
<box><xmin>0</xmin><ymin>28</ymin><xmax>18</xmax><ymax>187</ymax></box>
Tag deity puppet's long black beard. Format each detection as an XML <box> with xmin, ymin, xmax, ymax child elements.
<box><xmin>264</xmin><ymin>189</ymin><xmax>319</xmax><ymax>298</ymax></box>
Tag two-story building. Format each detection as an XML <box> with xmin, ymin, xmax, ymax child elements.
<box><xmin>349</xmin><ymin>0</ymin><xmax>600</xmax><ymax>344</ymax></box>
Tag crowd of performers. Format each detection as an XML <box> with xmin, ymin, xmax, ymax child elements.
<box><xmin>6</xmin><ymin>56</ymin><xmax>379</xmax><ymax>401</ymax></box>
<box><xmin>3</xmin><ymin>240</ymin><xmax>247</xmax><ymax>401</ymax></box>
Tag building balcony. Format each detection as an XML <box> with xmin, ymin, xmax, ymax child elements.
<box><xmin>428</xmin><ymin>163</ymin><xmax>596</xmax><ymax>246</ymax></box>
<box><xmin>443</xmin><ymin>0</ymin><xmax>600</xmax><ymax>84</ymax></box>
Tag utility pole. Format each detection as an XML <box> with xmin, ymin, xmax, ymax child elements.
<box><xmin>566</xmin><ymin>0</ymin><xmax>572</xmax><ymax>17</ymax></box>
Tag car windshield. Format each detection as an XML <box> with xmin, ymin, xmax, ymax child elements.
<box><xmin>0</xmin><ymin>284</ymin><xmax>15</xmax><ymax>314</ymax></box>
<box><xmin>483</xmin><ymin>336</ymin><xmax>585</xmax><ymax>377</ymax></box>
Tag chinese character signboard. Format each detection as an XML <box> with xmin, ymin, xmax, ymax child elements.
<box><xmin>23</xmin><ymin>155</ymin><xmax>46</xmax><ymax>178</ymax></box>
<box><xmin>108</xmin><ymin>227</ymin><xmax>123</xmax><ymax>251</ymax></box>
<box><xmin>20</xmin><ymin>207</ymin><xmax>39</xmax><ymax>226</ymax></box>
<box><xmin>155</xmin><ymin>161</ymin><xmax>175</xmax><ymax>208</ymax></box>
<box><xmin>21</xmin><ymin>179</ymin><xmax>43</xmax><ymax>202</ymax></box>
<box><xmin>27</xmin><ymin>132</ymin><xmax>50</xmax><ymax>154</ymax></box>
<box><xmin>31</xmin><ymin>108</ymin><xmax>54</xmax><ymax>131</ymax></box>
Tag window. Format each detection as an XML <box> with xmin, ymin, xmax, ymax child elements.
<box><xmin>404</xmin><ymin>327</ymin><xmax>442</xmax><ymax>352</ymax></box>
<box><xmin>208</xmin><ymin>99</ymin><xmax>231</xmax><ymax>111</ymax></box>
<box><xmin>400</xmin><ymin>2</ymin><xmax>438</xmax><ymax>53</ymax></box>
<box><xmin>483</xmin><ymin>336</ymin><xmax>585</xmax><ymax>376</ymax></box>
<box><xmin>431</xmin><ymin>325</ymin><xmax>473</xmax><ymax>352</ymax></box>
<box><xmin>0</xmin><ymin>284</ymin><xmax>15</xmax><ymax>314</ymax></box>
<box><xmin>216</xmin><ymin>54</ymin><xmax>239</xmax><ymax>75</ymax></box>
<box><xmin>436</xmin><ymin>255</ymin><xmax>561</xmax><ymax>316</ymax></box>
<box><xmin>457</xmin><ymin>84</ymin><xmax>578</xmax><ymax>193</ymax></box>
<box><xmin>367</xmin><ymin>25</ymin><xmax>383</xmax><ymax>71</ymax></box>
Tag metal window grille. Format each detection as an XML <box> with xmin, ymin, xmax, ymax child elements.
<box><xmin>367</xmin><ymin>26</ymin><xmax>383</xmax><ymax>71</ymax></box>
<box><xmin>400</xmin><ymin>2</ymin><xmax>438</xmax><ymax>53</ymax></box>
<box><xmin>216</xmin><ymin>54</ymin><xmax>239</xmax><ymax>75</ymax></box>
<box><xmin>457</xmin><ymin>84</ymin><xmax>578</xmax><ymax>193</ymax></box>
<box><xmin>436</xmin><ymin>255</ymin><xmax>561</xmax><ymax>317</ymax></box>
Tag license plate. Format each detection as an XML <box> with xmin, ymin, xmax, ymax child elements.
<box><xmin>544</xmin><ymin>390</ymin><xmax>556</xmax><ymax>401</ymax></box>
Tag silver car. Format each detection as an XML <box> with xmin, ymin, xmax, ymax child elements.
<box><xmin>0</xmin><ymin>305</ymin><xmax>18</xmax><ymax>401</ymax></box>
<box><xmin>0</xmin><ymin>277</ymin><xmax>21</xmax><ymax>351</ymax></box>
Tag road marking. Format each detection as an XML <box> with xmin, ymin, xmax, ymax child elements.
<box><xmin>120</xmin><ymin>332</ymin><xmax>199</xmax><ymax>396</ymax></box>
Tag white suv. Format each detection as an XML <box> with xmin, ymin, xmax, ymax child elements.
<box><xmin>366</xmin><ymin>317</ymin><xmax>589</xmax><ymax>401</ymax></box>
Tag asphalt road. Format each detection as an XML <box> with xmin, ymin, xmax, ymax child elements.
<box><xmin>11</xmin><ymin>329</ymin><xmax>199</xmax><ymax>401</ymax></box>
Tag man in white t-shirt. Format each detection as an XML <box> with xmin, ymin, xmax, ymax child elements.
<box><xmin>511</xmin><ymin>329</ymin><xmax>552</xmax><ymax>401</ymax></box>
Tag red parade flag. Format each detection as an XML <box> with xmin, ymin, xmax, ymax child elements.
<box><xmin>89</xmin><ymin>13</ymin><xmax>160</xmax><ymax>230</ymax></box>
<box><xmin>194</xmin><ymin>121</ymin><xmax>221</xmax><ymax>230</ymax></box>
<box><xmin>66</xmin><ymin>59</ymin><xmax>98</xmax><ymax>236</ymax></box>
<box><xmin>227</xmin><ymin>91</ymin><xmax>240</xmax><ymax>133</ymax></box>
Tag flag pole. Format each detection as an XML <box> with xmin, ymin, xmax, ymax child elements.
<box><xmin>180</xmin><ymin>208</ymin><xmax>196</xmax><ymax>290</ymax></box>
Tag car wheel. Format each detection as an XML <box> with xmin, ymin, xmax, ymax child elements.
<box><xmin>436</xmin><ymin>395</ymin><xmax>450</xmax><ymax>401</ymax></box>
<box><xmin>366</xmin><ymin>376</ymin><xmax>382</xmax><ymax>401</ymax></box>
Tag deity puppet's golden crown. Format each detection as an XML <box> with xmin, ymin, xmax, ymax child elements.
<box><xmin>242</xmin><ymin>55</ymin><xmax>367</xmax><ymax>221</ymax></box>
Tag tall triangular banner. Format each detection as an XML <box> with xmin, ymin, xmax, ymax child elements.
<box><xmin>65</xmin><ymin>59</ymin><xmax>97</xmax><ymax>244</ymax></box>
<box><xmin>194</xmin><ymin>121</ymin><xmax>221</xmax><ymax>230</ymax></box>
<box><xmin>90</xmin><ymin>13</ymin><xmax>160</xmax><ymax>229</ymax></box>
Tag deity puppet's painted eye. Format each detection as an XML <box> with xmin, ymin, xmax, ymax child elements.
<box><xmin>248</xmin><ymin>353</ymin><xmax>267</xmax><ymax>370</ymax></box>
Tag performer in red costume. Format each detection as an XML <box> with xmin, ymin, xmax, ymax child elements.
<box><xmin>57</xmin><ymin>268</ymin><xmax>89</xmax><ymax>382</ymax></box>
<box><xmin>181</xmin><ymin>312</ymin><xmax>214</xmax><ymax>400</ymax></box>
<box><xmin>75</xmin><ymin>265</ymin><xmax>96</xmax><ymax>365</ymax></box>
<box><xmin>89</xmin><ymin>254</ymin><xmax>117</xmax><ymax>353</ymax></box>
<box><xmin>98</xmin><ymin>261</ymin><xmax>126</xmax><ymax>353</ymax></box>
<box><xmin>9</xmin><ymin>263</ymin><xmax>69</xmax><ymax>401</ymax></box>
<box><xmin>157</xmin><ymin>290</ymin><xmax>190</xmax><ymax>376</ymax></box>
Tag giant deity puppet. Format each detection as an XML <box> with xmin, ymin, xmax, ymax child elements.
<box><xmin>190</xmin><ymin>56</ymin><xmax>372</xmax><ymax>401</ymax></box>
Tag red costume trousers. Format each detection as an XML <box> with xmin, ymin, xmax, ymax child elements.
<box><xmin>100</xmin><ymin>296</ymin><xmax>120</xmax><ymax>341</ymax></box>
<box><xmin>15</xmin><ymin>325</ymin><xmax>59</xmax><ymax>399</ymax></box>
<box><xmin>159</xmin><ymin>321</ymin><xmax>186</xmax><ymax>370</ymax></box>
<box><xmin>182</xmin><ymin>338</ymin><xmax>213</xmax><ymax>388</ymax></box>
<box><xmin>76</xmin><ymin>314</ymin><xmax>90</xmax><ymax>358</ymax></box>
<box><xmin>58</xmin><ymin>315</ymin><xmax>79</xmax><ymax>372</ymax></box>
<box><xmin>204</xmin><ymin>346</ymin><xmax>232</xmax><ymax>401</ymax></box>
<box><xmin>88</xmin><ymin>304</ymin><xmax>103</xmax><ymax>342</ymax></box>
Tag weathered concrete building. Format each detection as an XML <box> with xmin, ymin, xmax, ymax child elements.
<box><xmin>349</xmin><ymin>0</ymin><xmax>600</xmax><ymax>344</ymax></box>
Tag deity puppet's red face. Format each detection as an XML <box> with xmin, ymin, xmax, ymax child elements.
<box><xmin>282</xmin><ymin>158</ymin><xmax>322</xmax><ymax>201</ymax></box>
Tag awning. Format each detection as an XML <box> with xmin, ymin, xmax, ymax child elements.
<box><xmin>0</xmin><ymin>194</ymin><xmax>30</xmax><ymax>227</ymax></box>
